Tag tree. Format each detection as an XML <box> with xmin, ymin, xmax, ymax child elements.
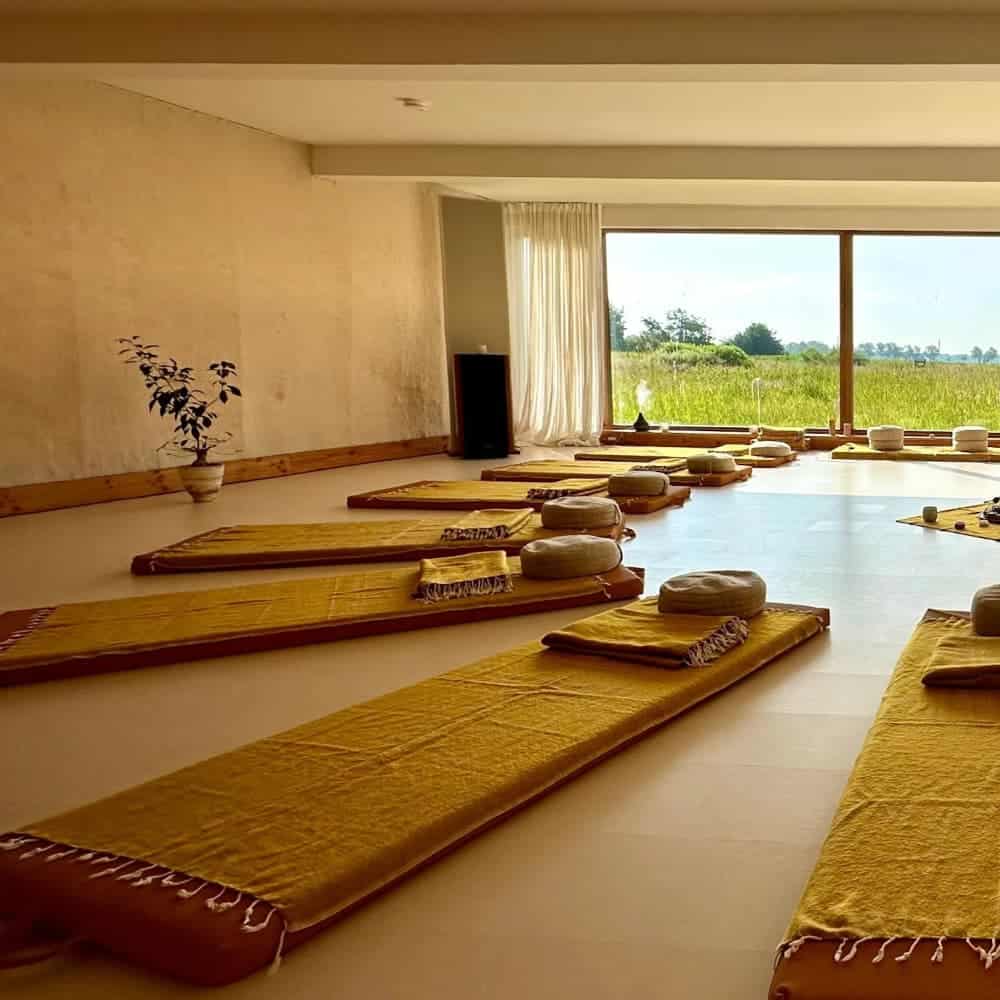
<box><xmin>608</xmin><ymin>304</ymin><xmax>627</xmax><ymax>351</ymax></box>
<box><xmin>972</xmin><ymin>346</ymin><xmax>984</xmax><ymax>363</ymax></box>
<box><xmin>986</xmin><ymin>347</ymin><xmax>999</xmax><ymax>364</ymax></box>
<box><xmin>729</xmin><ymin>322</ymin><xmax>785</xmax><ymax>356</ymax></box>
<box><xmin>925</xmin><ymin>344</ymin><xmax>940</xmax><ymax>362</ymax></box>
<box><xmin>664</xmin><ymin>308</ymin><xmax>713</xmax><ymax>345</ymax></box>
<box><xmin>639</xmin><ymin>315</ymin><xmax>672</xmax><ymax>346</ymax></box>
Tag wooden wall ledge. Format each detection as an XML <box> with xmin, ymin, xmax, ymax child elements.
<box><xmin>0</xmin><ymin>436</ymin><xmax>448</xmax><ymax>518</ymax></box>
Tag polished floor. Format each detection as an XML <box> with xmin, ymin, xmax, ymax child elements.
<box><xmin>2</xmin><ymin>448</ymin><xmax>999</xmax><ymax>999</ymax></box>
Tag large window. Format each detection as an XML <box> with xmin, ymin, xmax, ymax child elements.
<box><xmin>605</xmin><ymin>232</ymin><xmax>840</xmax><ymax>428</ymax></box>
<box><xmin>854</xmin><ymin>235</ymin><xmax>1000</xmax><ymax>430</ymax></box>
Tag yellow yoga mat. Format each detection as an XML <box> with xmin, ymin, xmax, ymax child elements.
<box><xmin>781</xmin><ymin>610</ymin><xmax>1000</xmax><ymax>962</ymax></box>
<box><xmin>575</xmin><ymin>444</ymin><xmax>749</xmax><ymax>463</ymax></box>
<box><xmin>899</xmin><ymin>504</ymin><xmax>1000</xmax><ymax>543</ymax></box>
<box><xmin>11</xmin><ymin>602</ymin><xmax>828</xmax><ymax>947</ymax></box>
<box><xmin>0</xmin><ymin>560</ymin><xmax>643</xmax><ymax>686</ymax></box>
<box><xmin>833</xmin><ymin>443</ymin><xmax>1000</xmax><ymax>462</ymax></box>
<box><xmin>131</xmin><ymin>515</ymin><xmax>627</xmax><ymax>575</ymax></box>
<box><xmin>347</xmin><ymin>479</ymin><xmax>607</xmax><ymax>510</ymax></box>
<box><xmin>481</xmin><ymin>459</ymin><xmax>685</xmax><ymax>481</ymax></box>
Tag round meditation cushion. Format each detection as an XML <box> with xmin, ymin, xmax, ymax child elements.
<box><xmin>867</xmin><ymin>425</ymin><xmax>904</xmax><ymax>451</ymax></box>
<box><xmin>607</xmin><ymin>470</ymin><xmax>669</xmax><ymax>497</ymax></box>
<box><xmin>540</xmin><ymin>495</ymin><xmax>621</xmax><ymax>530</ymax></box>
<box><xmin>953</xmin><ymin>426</ymin><xmax>989</xmax><ymax>453</ymax></box>
<box><xmin>520</xmin><ymin>535</ymin><xmax>622</xmax><ymax>580</ymax></box>
<box><xmin>658</xmin><ymin>570</ymin><xmax>767</xmax><ymax>618</ymax></box>
<box><xmin>749</xmin><ymin>440</ymin><xmax>793</xmax><ymax>459</ymax></box>
<box><xmin>686</xmin><ymin>453</ymin><xmax>737</xmax><ymax>474</ymax></box>
<box><xmin>972</xmin><ymin>584</ymin><xmax>1000</xmax><ymax>636</ymax></box>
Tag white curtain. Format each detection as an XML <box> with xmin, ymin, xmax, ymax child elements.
<box><xmin>503</xmin><ymin>203</ymin><xmax>605</xmax><ymax>446</ymax></box>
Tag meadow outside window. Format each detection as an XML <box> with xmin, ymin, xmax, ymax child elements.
<box><xmin>853</xmin><ymin>235</ymin><xmax>1000</xmax><ymax>431</ymax></box>
<box><xmin>604</xmin><ymin>229</ymin><xmax>1000</xmax><ymax>434</ymax></box>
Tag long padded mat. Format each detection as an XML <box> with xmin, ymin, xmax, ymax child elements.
<box><xmin>770</xmin><ymin>609</ymin><xmax>1000</xmax><ymax>1000</ymax></box>
<box><xmin>832</xmin><ymin>443</ymin><xmax>1000</xmax><ymax>462</ymax></box>
<box><xmin>130</xmin><ymin>516</ymin><xmax>630</xmax><ymax>575</ymax></box>
<box><xmin>0</xmin><ymin>602</ymin><xmax>828</xmax><ymax>986</ymax></box>
<box><xmin>898</xmin><ymin>504</ymin><xmax>1000</xmax><ymax>543</ymax></box>
<box><xmin>575</xmin><ymin>444</ymin><xmax>749</xmax><ymax>463</ymax></box>
<box><xmin>347</xmin><ymin>479</ymin><xmax>607</xmax><ymax>510</ymax></box>
<box><xmin>480</xmin><ymin>459</ymin><xmax>685</xmax><ymax>481</ymax></box>
<box><xmin>613</xmin><ymin>485</ymin><xmax>691</xmax><ymax>514</ymax></box>
<box><xmin>664</xmin><ymin>467</ymin><xmax>753</xmax><ymax>488</ymax></box>
<box><xmin>0</xmin><ymin>561</ymin><xmax>643</xmax><ymax>686</ymax></box>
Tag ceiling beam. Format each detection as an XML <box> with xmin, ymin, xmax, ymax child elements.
<box><xmin>312</xmin><ymin>145</ymin><xmax>1000</xmax><ymax>183</ymax></box>
<box><xmin>7</xmin><ymin>13</ymin><xmax>1000</xmax><ymax>67</ymax></box>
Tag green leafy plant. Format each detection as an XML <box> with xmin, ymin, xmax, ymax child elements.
<box><xmin>117</xmin><ymin>336</ymin><xmax>242</xmax><ymax>465</ymax></box>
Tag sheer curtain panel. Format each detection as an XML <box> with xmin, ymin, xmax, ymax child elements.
<box><xmin>503</xmin><ymin>203</ymin><xmax>605</xmax><ymax>446</ymax></box>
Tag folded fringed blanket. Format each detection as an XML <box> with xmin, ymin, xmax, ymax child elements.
<box><xmin>526</xmin><ymin>480</ymin><xmax>604</xmax><ymax>501</ymax></box>
<box><xmin>438</xmin><ymin>509</ymin><xmax>533</xmax><ymax>542</ymax></box>
<box><xmin>628</xmin><ymin>462</ymin><xmax>677</xmax><ymax>473</ymax></box>
<box><xmin>922</xmin><ymin>634</ymin><xmax>1000</xmax><ymax>687</ymax></box>
<box><xmin>415</xmin><ymin>551</ymin><xmax>514</xmax><ymax>602</ymax></box>
<box><xmin>540</xmin><ymin>597</ymin><xmax>749</xmax><ymax>668</ymax></box>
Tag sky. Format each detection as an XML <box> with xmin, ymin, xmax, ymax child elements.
<box><xmin>605</xmin><ymin>231</ymin><xmax>1000</xmax><ymax>355</ymax></box>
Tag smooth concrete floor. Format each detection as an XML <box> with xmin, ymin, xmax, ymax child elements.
<box><xmin>2</xmin><ymin>448</ymin><xmax>1000</xmax><ymax>999</ymax></box>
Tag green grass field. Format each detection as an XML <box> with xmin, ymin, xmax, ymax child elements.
<box><xmin>611</xmin><ymin>353</ymin><xmax>1000</xmax><ymax>429</ymax></box>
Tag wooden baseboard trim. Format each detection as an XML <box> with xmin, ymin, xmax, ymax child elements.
<box><xmin>0</xmin><ymin>436</ymin><xmax>449</xmax><ymax>518</ymax></box>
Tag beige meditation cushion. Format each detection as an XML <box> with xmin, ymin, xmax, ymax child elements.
<box><xmin>540</xmin><ymin>495</ymin><xmax>621</xmax><ymax>530</ymax></box>
<box><xmin>954</xmin><ymin>426</ymin><xmax>989</xmax><ymax>453</ymax></box>
<box><xmin>658</xmin><ymin>570</ymin><xmax>767</xmax><ymax>618</ymax></box>
<box><xmin>686</xmin><ymin>453</ymin><xmax>737</xmax><ymax>475</ymax></box>
<box><xmin>607</xmin><ymin>470</ymin><xmax>669</xmax><ymax>497</ymax></box>
<box><xmin>972</xmin><ymin>585</ymin><xmax>1000</xmax><ymax>636</ymax></box>
<box><xmin>749</xmin><ymin>440</ymin><xmax>793</xmax><ymax>459</ymax></box>
<box><xmin>867</xmin><ymin>425</ymin><xmax>904</xmax><ymax>451</ymax></box>
<box><xmin>520</xmin><ymin>535</ymin><xmax>622</xmax><ymax>580</ymax></box>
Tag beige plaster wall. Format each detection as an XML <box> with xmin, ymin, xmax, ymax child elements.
<box><xmin>439</xmin><ymin>196</ymin><xmax>510</xmax><ymax>441</ymax></box>
<box><xmin>0</xmin><ymin>81</ymin><xmax>448</xmax><ymax>487</ymax></box>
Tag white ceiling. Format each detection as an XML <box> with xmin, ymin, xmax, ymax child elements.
<box><xmin>102</xmin><ymin>76</ymin><xmax>1000</xmax><ymax>147</ymax></box>
<box><xmin>442</xmin><ymin>178</ymin><xmax>1000</xmax><ymax>206</ymax></box>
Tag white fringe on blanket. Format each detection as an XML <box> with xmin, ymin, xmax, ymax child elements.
<box><xmin>0</xmin><ymin>833</ymin><xmax>288</xmax><ymax>975</ymax></box>
<box><xmin>526</xmin><ymin>486</ymin><xmax>590</xmax><ymax>500</ymax></box>
<box><xmin>415</xmin><ymin>574</ymin><xmax>514</xmax><ymax>603</ymax></box>
<box><xmin>776</xmin><ymin>934</ymin><xmax>999</xmax><ymax>970</ymax></box>
<box><xmin>439</xmin><ymin>525</ymin><xmax>514</xmax><ymax>541</ymax></box>
<box><xmin>0</xmin><ymin>607</ymin><xmax>55</xmax><ymax>654</ymax></box>
<box><xmin>683</xmin><ymin>618</ymin><xmax>750</xmax><ymax>667</ymax></box>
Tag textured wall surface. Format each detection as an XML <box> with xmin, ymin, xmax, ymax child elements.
<box><xmin>440</xmin><ymin>197</ymin><xmax>510</xmax><ymax>441</ymax></box>
<box><xmin>0</xmin><ymin>81</ymin><xmax>448</xmax><ymax>487</ymax></box>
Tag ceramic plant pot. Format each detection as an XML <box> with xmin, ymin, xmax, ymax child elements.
<box><xmin>179</xmin><ymin>462</ymin><xmax>225</xmax><ymax>503</ymax></box>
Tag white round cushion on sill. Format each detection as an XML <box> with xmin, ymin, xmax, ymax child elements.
<box><xmin>954</xmin><ymin>426</ymin><xmax>989</xmax><ymax>452</ymax></box>
<box><xmin>749</xmin><ymin>440</ymin><xmax>793</xmax><ymax>458</ymax></box>
<box><xmin>658</xmin><ymin>570</ymin><xmax>767</xmax><ymax>618</ymax></box>
<box><xmin>607</xmin><ymin>471</ymin><xmax>669</xmax><ymax>497</ymax></box>
<box><xmin>687</xmin><ymin>453</ymin><xmax>737</xmax><ymax>474</ymax></box>
<box><xmin>540</xmin><ymin>495</ymin><xmax>621</xmax><ymax>530</ymax></box>
<box><xmin>867</xmin><ymin>425</ymin><xmax>905</xmax><ymax>451</ymax></box>
<box><xmin>520</xmin><ymin>535</ymin><xmax>623</xmax><ymax>580</ymax></box>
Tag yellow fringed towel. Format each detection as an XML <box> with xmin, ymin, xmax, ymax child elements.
<box><xmin>541</xmin><ymin>597</ymin><xmax>749</xmax><ymax>668</ymax></box>
<box><xmin>439</xmin><ymin>509</ymin><xmax>533</xmax><ymax>542</ymax></box>
<box><xmin>526</xmin><ymin>480</ymin><xmax>606</xmax><ymax>500</ymax></box>
<box><xmin>922</xmin><ymin>634</ymin><xmax>1000</xmax><ymax>687</ymax></box>
<box><xmin>415</xmin><ymin>551</ymin><xmax>514</xmax><ymax>602</ymax></box>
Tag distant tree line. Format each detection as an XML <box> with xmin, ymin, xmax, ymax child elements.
<box><xmin>610</xmin><ymin>303</ymin><xmax>1000</xmax><ymax>363</ymax></box>
<box><xmin>609</xmin><ymin>305</ymin><xmax>784</xmax><ymax>356</ymax></box>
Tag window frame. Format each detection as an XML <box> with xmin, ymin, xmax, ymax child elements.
<box><xmin>601</xmin><ymin>227</ymin><xmax>1000</xmax><ymax>436</ymax></box>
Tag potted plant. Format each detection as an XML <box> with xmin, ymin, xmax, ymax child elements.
<box><xmin>118</xmin><ymin>336</ymin><xmax>242</xmax><ymax>503</ymax></box>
